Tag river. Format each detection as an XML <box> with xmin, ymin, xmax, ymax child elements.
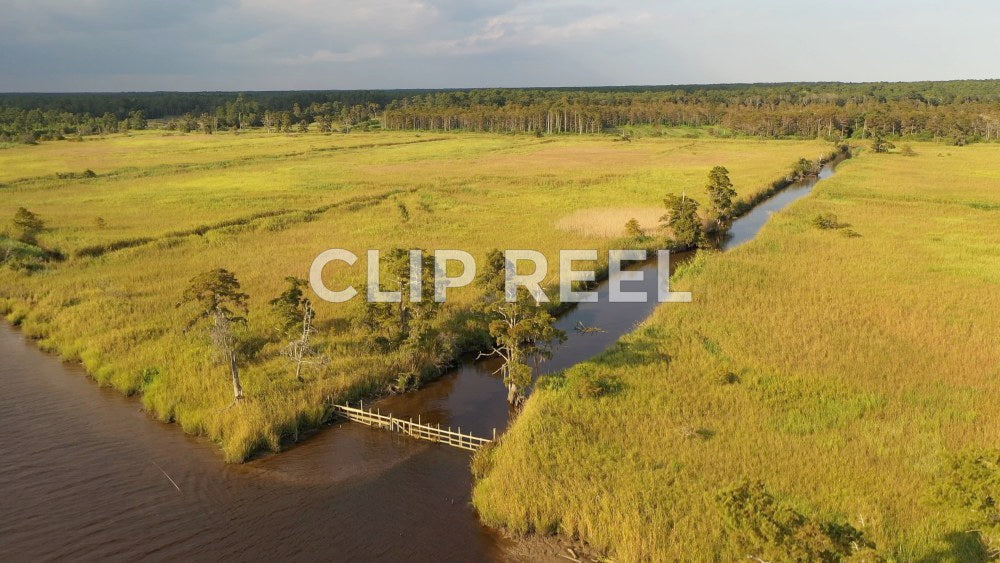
<box><xmin>0</xmin><ymin>158</ymin><xmax>841</xmax><ymax>561</ymax></box>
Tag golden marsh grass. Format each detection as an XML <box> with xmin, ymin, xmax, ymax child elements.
<box><xmin>0</xmin><ymin>130</ymin><xmax>832</xmax><ymax>462</ymax></box>
<box><xmin>473</xmin><ymin>143</ymin><xmax>1000</xmax><ymax>560</ymax></box>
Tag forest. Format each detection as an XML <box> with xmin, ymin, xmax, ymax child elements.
<box><xmin>3</xmin><ymin>80</ymin><xmax>1000</xmax><ymax>143</ymax></box>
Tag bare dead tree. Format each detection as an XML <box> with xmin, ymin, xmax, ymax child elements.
<box><xmin>281</xmin><ymin>300</ymin><xmax>328</xmax><ymax>382</ymax></box>
<box><xmin>271</xmin><ymin>277</ymin><xmax>328</xmax><ymax>382</ymax></box>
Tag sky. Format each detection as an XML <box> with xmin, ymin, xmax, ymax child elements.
<box><xmin>1</xmin><ymin>0</ymin><xmax>998</xmax><ymax>92</ymax></box>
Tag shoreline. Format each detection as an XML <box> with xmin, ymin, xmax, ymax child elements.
<box><xmin>0</xmin><ymin>142</ymin><xmax>850</xmax><ymax>464</ymax></box>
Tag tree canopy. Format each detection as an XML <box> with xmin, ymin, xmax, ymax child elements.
<box><xmin>706</xmin><ymin>166</ymin><xmax>737</xmax><ymax>220</ymax></box>
<box><xmin>5</xmin><ymin>80</ymin><xmax>1000</xmax><ymax>143</ymax></box>
<box><xmin>12</xmin><ymin>207</ymin><xmax>44</xmax><ymax>244</ymax></box>
<box><xmin>662</xmin><ymin>194</ymin><xmax>702</xmax><ymax>248</ymax></box>
<box><xmin>178</xmin><ymin>268</ymin><xmax>250</xmax><ymax>400</ymax></box>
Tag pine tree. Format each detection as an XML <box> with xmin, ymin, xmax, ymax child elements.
<box><xmin>12</xmin><ymin>207</ymin><xmax>44</xmax><ymax>244</ymax></box>
<box><xmin>179</xmin><ymin>269</ymin><xmax>249</xmax><ymax>401</ymax></box>
<box><xmin>705</xmin><ymin>166</ymin><xmax>737</xmax><ymax>220</ymax></box>
<box><xmin>661</xmin><ymin>193</ymin><xmax>701</xmax><ymax>248</ymax></box>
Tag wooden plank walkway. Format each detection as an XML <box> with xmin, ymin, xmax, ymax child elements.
<box><xmin>332</xmin><ymin>402</ymin><xmax>495</xmax><ymax>452</ymax></box>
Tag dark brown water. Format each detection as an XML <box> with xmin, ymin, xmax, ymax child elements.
<box><xmin>0</xmin><ymin>158</ymin><xmax>841</xmax><ymax>561</ymax></box>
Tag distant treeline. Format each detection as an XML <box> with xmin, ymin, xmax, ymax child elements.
<box><xmin>381</xmin><ymin>81</ymin><xmax>1000</xmax><ymax>142</ymax></box>
<box><xmin>0</xmin><ymin>90</ymin><xmax>408</xmax><ymax>141</ymax></box>
<box><xmin>0</xmin><ymin>90</ymin><xmax>425</xmax><ymax>118</ymax></box>
<box><xmin>3</xmin><ymin>81</ymin><xmax>1000</xmax><ymax>143</ymax></box>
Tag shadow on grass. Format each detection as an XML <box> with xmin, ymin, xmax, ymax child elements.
<box><xmin>916</xmin><ymin>531</ymin><xmax>988</xmax><ymax>563</ymax></box>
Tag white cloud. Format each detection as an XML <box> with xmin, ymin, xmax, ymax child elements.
<box><xmin>417</xmin><ymin>6</ymin><xmax>653</xmax><ymax>56</ymax></box>
<box><xmin>280</xmin><ymin>44</ymin><xmax>387</xmax><ymax>64</ymax></box>
<box><xmin>236</xmin><ymin>0</ymin><xmax>441</xmax><ymax>32</ymax></box>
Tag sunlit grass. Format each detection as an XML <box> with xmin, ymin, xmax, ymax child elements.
<box><xmin>472</xmin><ymin>143</ymin><xmax>1000</xmax><ymax>560</ymax></box>
<box><xmin>0</xmin><ymin>130</ymin><xmax>832</xmax><ymax>462</ymax></box>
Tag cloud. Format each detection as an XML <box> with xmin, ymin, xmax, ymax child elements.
<box><xmin>0</xmin><ymin>0</ymin><xmax>998</xmax><ymax>91</ymax></box>
<box><xmin>280</xmin><ymin>44</ymin><xmax>387</xmax><ymax>65</ymax></box>
<box><xmin>417</xmin><ymin>5</ymin><xmax>653</xmax><ymax>56</ymax></box>
<box><xmin>237</xmin><ymin>0</ymin><xmax>440</xmax><ymax>31</ymax></box>
<box><xmin>0</xmin><ymin>0</ymin><xmax>234</xmax><ymax>38</ymax></box>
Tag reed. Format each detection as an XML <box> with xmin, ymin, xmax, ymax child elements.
<box><xmin>0</xmin><ymin>129</ymin><xmax>832</xmax><ymax>463</ymax></box>
<box><xmin>473</xmin><ymin>143</ymin><xmax>1000</xmax><ymax>560</ymax></box>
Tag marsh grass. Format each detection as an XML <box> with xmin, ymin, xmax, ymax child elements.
<box><xmin>0</xmin><ymin>130</ymin><xmax>833</xmax><ymax>462</ymax></box>
<box><xmin>555</xmin><ymin>207</ymin><xmax>664</xmax><ymax>238</ymax></box>
<box><xmin>473</xmin><ymin>143</ymin><xmax>1000</xmax><ymax>560</ymax></box>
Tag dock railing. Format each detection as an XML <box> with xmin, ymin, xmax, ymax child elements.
<box><xmin>332</xmin><ymin>402</ymin><xmax>495</xmax><ymax>452</ymax></box>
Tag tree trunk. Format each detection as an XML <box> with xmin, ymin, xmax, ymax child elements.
<box><xmin>507</xmin><ymin>383</ymin><xmax>519</xmax><ymax>405</ymax></box>
<box><xmin>230</xmin><ymin>351</ymin><xmax>244</xmax><ymax>400</ymax></box>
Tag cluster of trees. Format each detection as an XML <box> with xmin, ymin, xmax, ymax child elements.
<box><xmin>0</xmin><ymin>90</ymin><xmax>417</xmax><ymax>119</ymax></box>
<box><xmin>356</xmin><ymin>248</ymin><xmax>564</xmax><ymax>406</ymax></box>
<box><xmin>0</xmin><ymin>107</ymin><xmax>146</xmax><ymax>142</ymax></box>
<box><xmin>4</xmin><ymin>212</ymin><xmax>559</xmax><ymax>408</ymax></box>
<box><xmin>179</xmin><ymin>271</ymin><xmax>326</xmax><ymax>402</ymax></box>
<box><xmin>5</xmin><ymin>81</ymin><xmax>1000</xmax><ymax>143</ymax></box>
<box><xmin>658</xmin><ymin>165</ymin><xmax>739</xmax><ymax>248</ymax></box>
<box><xmin>656</xmin><ymin>157</ymin><xmax>832</xmax><ymax>249</ymax></box>
<box><xmin>0</xmin><ymin>90</ymin><xmax>395</xmax><ymax>141</ymax></box>
<box><xmin>162</xmin><ymin>94</ymin><xmax>379</xmax><ymax>134</ymax></box>
<box><xmin>180</xmin><ymin>250</ymin><xmax>563</xmax><ymax>409</ymax></box>
<box><xmin>380</xmin><ymin>81</ymin><xmax>1000</xmax><ymax>141</ymax></box>
<box><xmin>360</xmin><ymin>249</ymin><xmax>452</xmax><ymax>390</ymax></box>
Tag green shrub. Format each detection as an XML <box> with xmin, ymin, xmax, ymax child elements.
<box><xmin>471</xmin><ymin>441</ymin><xmax>497</xmax><ymax>480</ymax></box>
<box><xmin>625</xmin><ymin>218</ymin><xmax>646</xmax><ymax>240</ymax></box>
<box><xmin>936</xmin><ymin>451</ymin><xmax>1000</xmax><ymax>559</ymax></box>
<box><xmin>573</xmin><ymin>371</ymin><xmax>604</xmax><ymax>398</ymax></box>
<box><xmin>812</xmin><ymin>213</ymin><xmax>847</xmax><ymax>230</ymax></box>
<box><xmin>718</xmin><ymin>481</ymin><xmax>874</xmax><ymax>561</ymax></box>
<box><xmin>1</xmin><ymin>235</ymin><xmax>50</xmax><ymax>271</ymax></box>
<box><xmin>719</xmin><ymin>371</ymin><xmax>741</xmax><ymax>385</ymax></box>
<box><xmin>569</xmin><ymin>367</ymin><xmax>620</xmax><ymax>398</ymax></box>
<box><xmin>12</xmin><ymin>206</ymin><xmax>44</xmax><ymax>243</ymax></box>
<box><xmin>791</xmin><ymin>158</ymin><xmax>820</xmax><ymax>179</ymax></box>
<box><xmin>871</xmin><ymin>136</ymin><xmax>895</xmax><ymax>154</ymax></box>
<box><xmin>534</xmin><ymin>372</ymin><xmax>566</xmax><ymax>391</ymax></box>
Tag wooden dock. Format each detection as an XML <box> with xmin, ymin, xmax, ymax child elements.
<box><xmin>332</xmin><ymin>402</ymin><xmax>495</xmax><ymax>452</ymax></box>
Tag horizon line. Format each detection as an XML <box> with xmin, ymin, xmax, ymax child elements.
<box><xmin>2</xmin><ymin>77</ymin><xmax>999</xmax><ymax>96</ymax></box>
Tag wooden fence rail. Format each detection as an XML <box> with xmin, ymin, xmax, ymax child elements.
<box><xmin>332</xmin><ymin>402</ymin><xmax>495</xmax><ymax>452</ymax></box>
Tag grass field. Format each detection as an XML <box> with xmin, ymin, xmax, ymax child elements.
<box><xmin>472</xmin><ymin>143</ymin><xmax>1000</xmax><ymax>560</ymax></box>
<box><xmin>0</xmin><ymin>129</ymin><xmax>833</xmax><ymax>462</ymax></box>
